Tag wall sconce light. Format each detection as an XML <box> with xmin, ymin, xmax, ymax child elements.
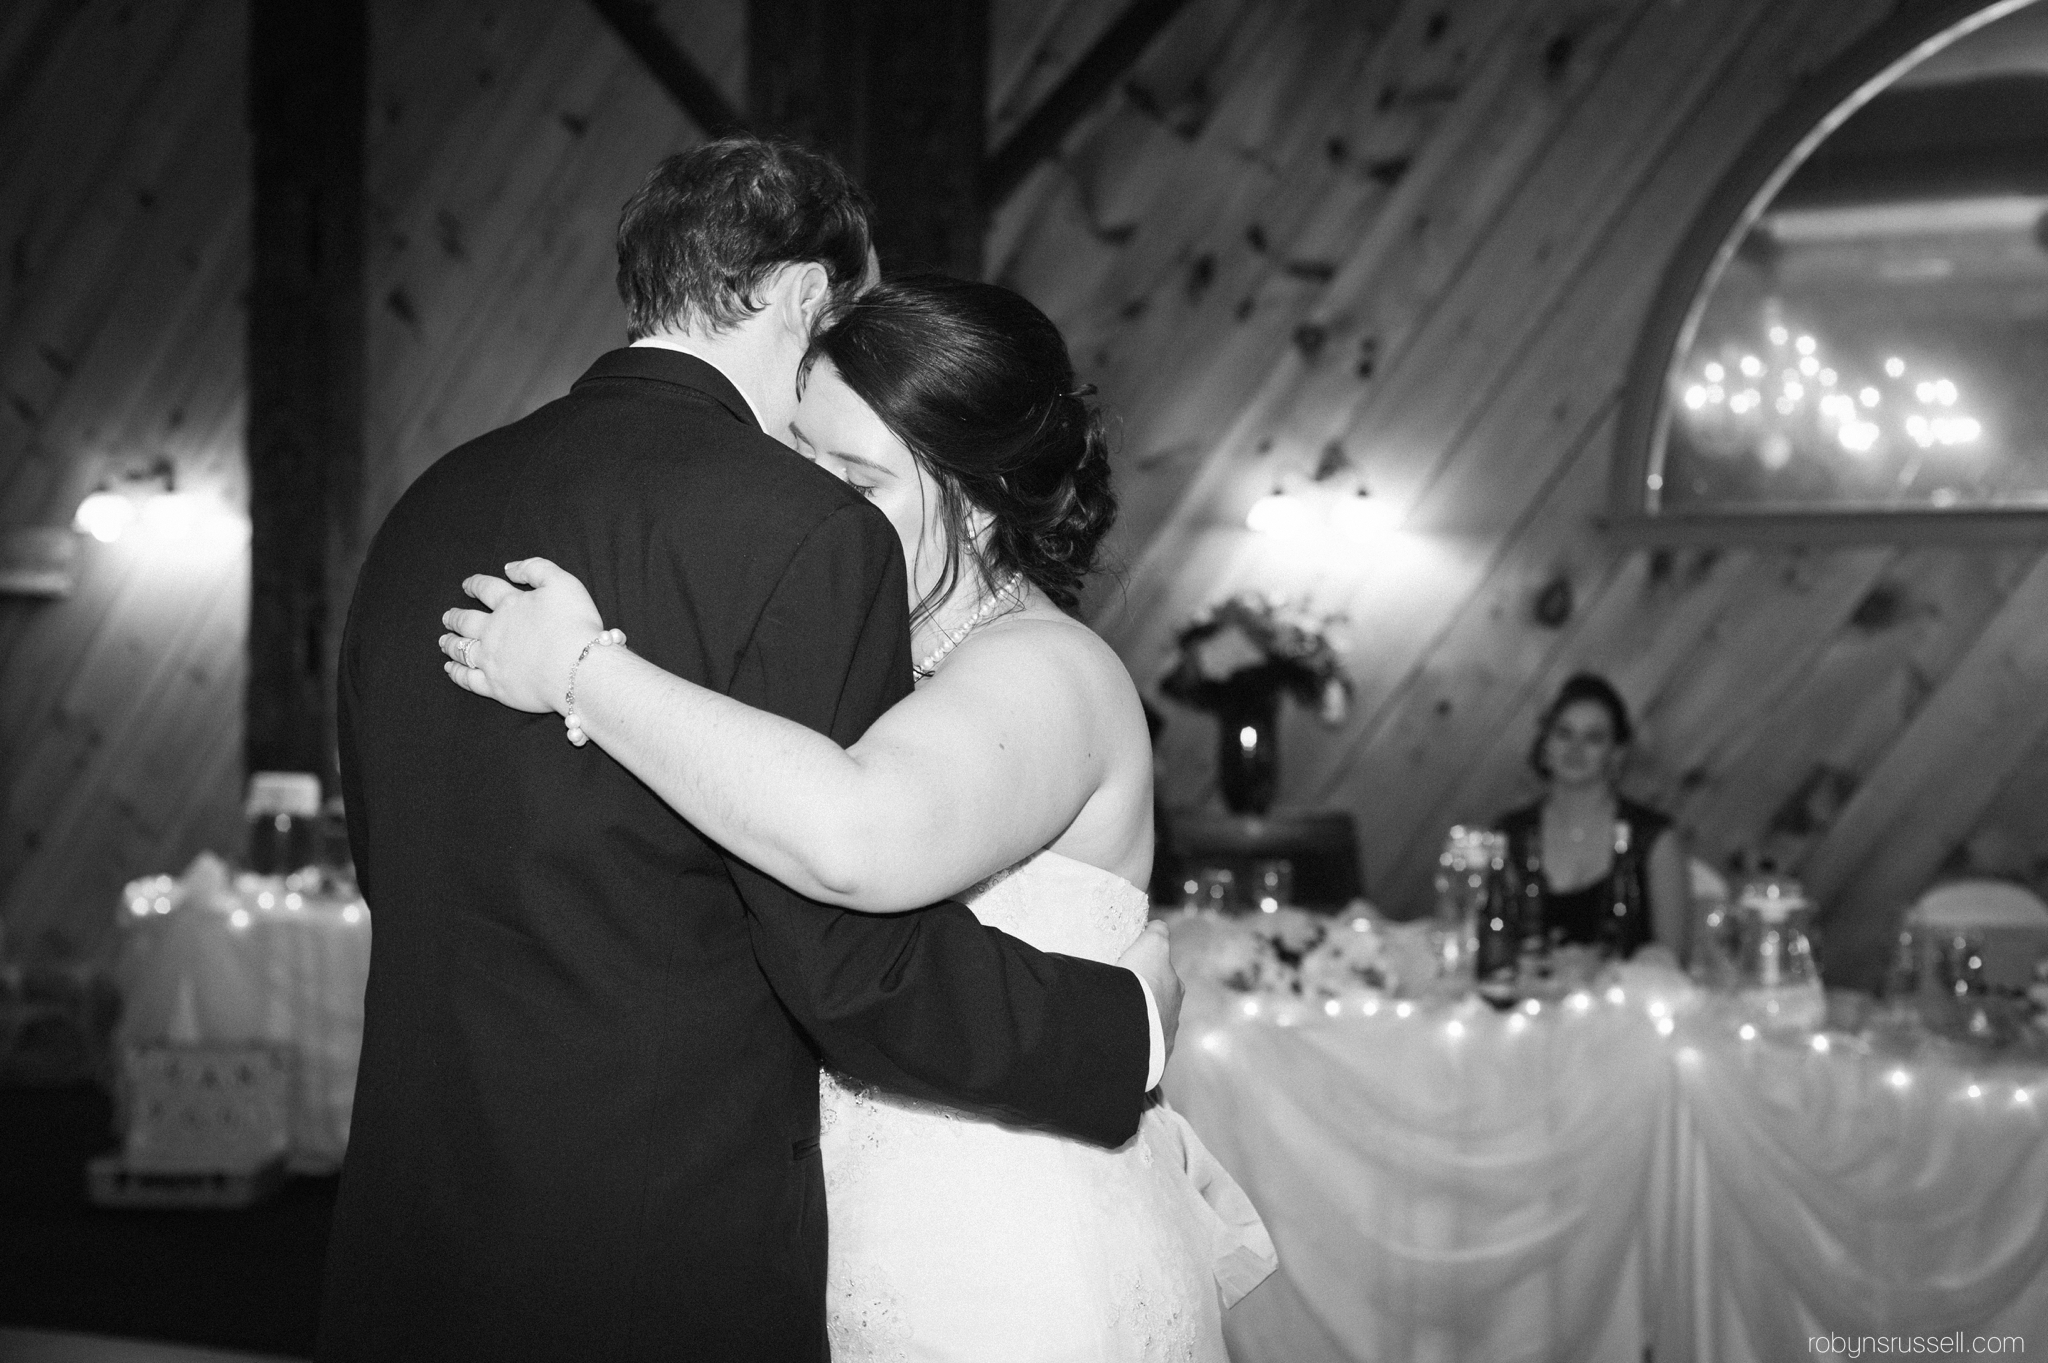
<box><xmin>1246</xmin><ymin>487</ymin><xmax>1320</xmax><ymax>537</ymax></box>
<box><xmin>74</xmin><ymin>457</ymin><xmax>177</xmax><ymax>544</ymax></box>
<box><xmin>1245</xmin><ymin>438</ymin><xmax>1406</xmax><ymax>547</ymax></box>
<box><xmin>1247</xmin><ymin>485</ymin><xmax>1400</xmax><ymax>545</ymax></box>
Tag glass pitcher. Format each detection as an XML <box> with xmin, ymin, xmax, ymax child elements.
<box><xmin>1731</xmin><ymin>875</ymin><xmax>1825</xmax><ymax>1032</ymax></box>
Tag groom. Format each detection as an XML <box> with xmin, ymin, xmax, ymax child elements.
<box><xmin>318</xmin><ymin>137</ymin><xmax>1180</xmax><ymax>1362</ymax></box>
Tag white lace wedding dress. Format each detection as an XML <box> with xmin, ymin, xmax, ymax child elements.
<box><xmin>820</xmin><ymin>850</ymin><xmax>1275</xmax><ymax>1362</ymax></box>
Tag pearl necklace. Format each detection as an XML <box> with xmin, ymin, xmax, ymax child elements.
<box><xmin>914</xmin><ymin>573</ymin><xmax>1024</xmax><ymax>680</ymax></box>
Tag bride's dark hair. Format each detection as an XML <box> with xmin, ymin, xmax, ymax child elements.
<box><xmin>805</xmin><ymin>273</ymin><xmax>1116</xmax><ymax>627</ymax></box>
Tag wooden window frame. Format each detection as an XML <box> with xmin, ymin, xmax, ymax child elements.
<box><xmin>1608</xmin><ymin>0</ymin><xmax>2048</xmax><ymax>547</ymax></box>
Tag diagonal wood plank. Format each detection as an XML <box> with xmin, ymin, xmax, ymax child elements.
<box><xmin>1799</xmin><ymin>551</ymin><xmax>2048</xmax><ymax>984</ymax></box>
<box><xmin>1676</xmin><ymin>547</ymin><xmax>2040</xmax><ymax>869</ymax></box>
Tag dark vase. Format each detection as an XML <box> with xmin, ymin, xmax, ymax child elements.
<box><xmin>1215</xmin><ymin>688</ymin><xmax>1282</xmax><ymax>815</ymax></box>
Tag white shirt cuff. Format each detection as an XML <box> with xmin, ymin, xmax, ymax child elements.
<box><xmin>1133</xmin><ymin>972</ymin><xmax>1167</xmax><ymax>1090</ymax></box>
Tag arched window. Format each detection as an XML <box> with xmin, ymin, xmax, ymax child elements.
<box><xmin>1616</xmin><ymin>0</ymin><xmax>2048</xmax><ymax>541</ymax></box>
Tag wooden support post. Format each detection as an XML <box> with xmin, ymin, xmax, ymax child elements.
<box><xmin>749</xmin><ymin>0</ymin><xmax>988</xmax><ymax>277</ymax></box>
<box><xmin>246</xmin><ymin>0</ymin><xmax>366</xmax><ymax>787</ymax></box>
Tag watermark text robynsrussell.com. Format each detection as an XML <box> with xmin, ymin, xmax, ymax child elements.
<box><xmin>1811</xmin><ymin>1335</ymin><xmax>2025</xmax><ymax>1357</ymax></box>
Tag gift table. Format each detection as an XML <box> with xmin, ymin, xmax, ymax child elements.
<box><xmin>111</xmin><ymin>855</ymin><xmax>371</xmax><ymax>1173</ymax></box>
<box><xmin>1163</xmin><ymin>912</ymin><xmax>2048</xmax><ymax>1361</ymax></box>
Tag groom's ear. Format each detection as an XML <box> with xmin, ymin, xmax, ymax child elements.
<box><xmin>778</xmin><ymin>260</ymin><xmax>835</xmax><ymax>340</ymax></box>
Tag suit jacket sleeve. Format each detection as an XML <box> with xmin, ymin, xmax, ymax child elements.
<box><xmin>723</xmin><ymin>503</ymin><xmax>1150</xmax><ymax>1148</ymax></box>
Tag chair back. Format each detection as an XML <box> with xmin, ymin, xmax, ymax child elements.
<box><xmin>1907</xmin><ymin>879</ymin><xmax>2048</xmax><ymax>989</ymax></box>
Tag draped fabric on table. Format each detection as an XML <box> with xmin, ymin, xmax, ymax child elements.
<box><xmin>1165</xmin><ymin>932</ymin><xmax>2048</xmax><ymax>1363</ymax></box>
<box><xmin>1657</xmin><ymin>1028</ymin><xmax>2048</xmax><ymax>1360</ymax></box>
<box><xmin>1167</xmin><ymin>979</ymin><xmax>1672</xmax><ymax>1363</ymax></box>
<box><xmin>111</xmin><ymin>855</ymin><xmax>371</xmax><ymax>1171</ymax></box>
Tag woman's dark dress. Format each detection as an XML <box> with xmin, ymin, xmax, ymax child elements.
<box><xmin>1496</xmin><ymin>798</ymin><xmax>1671</xmax><ymax>957</ymax></box>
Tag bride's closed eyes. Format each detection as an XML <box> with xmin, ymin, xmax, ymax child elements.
<box><xmin>788</xmin><ymin>421</ymin><xmax>888</xmax><ymax>499</ymax></box>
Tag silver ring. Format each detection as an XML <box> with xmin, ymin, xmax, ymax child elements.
<box><xmin>460</xmin><ymin>637</ymin><xmax>477</xmax><ymax>668</ymax></box>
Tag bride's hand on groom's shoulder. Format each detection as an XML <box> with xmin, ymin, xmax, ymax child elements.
<box><xmin>438</xmin><ymin>556</ymin><xmax>605</xmax><ymax>715</ymax></box>
<box><xmin>1118</xmin><ymin>921</ymin><xmax>1184</xmax><ymax>1063</ymax></box>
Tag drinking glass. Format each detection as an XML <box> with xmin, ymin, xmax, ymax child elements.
<box><xmin>1194</xmin><ymin>866</ymin><xmax>1238</xmax><ymax>915</ymax></box>
<box><xmin>1250</xmin><ymin>859</ymin><xmax>1293</xmax><ymax>914</ymax></box>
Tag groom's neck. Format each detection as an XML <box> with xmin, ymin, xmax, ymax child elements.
<box><xmin>631</xmin><ymin>327</ymin><xmax>790</xmax><ymax>441</ymax></box>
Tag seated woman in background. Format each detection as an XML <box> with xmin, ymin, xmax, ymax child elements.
<box><xmin>1495</xmin><ymin>673</ymin><xmax>1688</xmax><ymax>960</ymax></box>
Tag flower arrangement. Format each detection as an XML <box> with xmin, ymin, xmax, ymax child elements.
<box><xmin>1180</xmin><ymin>907</ymin><xmax>1395</xmax><ymax>1000</ymax></box>
<box><xmin>1160</xmin><ymin>593</ymin><xmax>1352</xmax><ymax>724</ymax></box>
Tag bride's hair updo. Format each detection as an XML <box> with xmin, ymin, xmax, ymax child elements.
<box><xmin>806</xmin><ymin>273</ymin><xmax>1116</xmax><ymax>625</ymax></box>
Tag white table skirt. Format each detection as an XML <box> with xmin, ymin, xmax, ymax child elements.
<box><xmin>1168</xmin><ymin>982</ymin><xmax>1668</xmax><ymax>1363</ymax></box>
<box><xmin>112</xmin><ymin>855</ymin><xmax>370</xmax><ymax>1173</ymax></box>
<box><xmin>1653</xmin><ymin>1023</ymin><xmax>2048</xmax><ymax>1361</ymax></box>
<box><xmin>1164</xmin><ymin>934</ymin><xmax>2048</xmax><ymax>1362</ymax></box>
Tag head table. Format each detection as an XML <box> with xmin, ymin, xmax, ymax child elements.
<box><xmin>1163</xmin><ymin>913</ymin><xmax>2048</xmax><ymax>1362</ymax></box>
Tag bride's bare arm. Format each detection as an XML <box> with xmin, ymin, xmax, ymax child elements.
<box><xmin>443</xmin><ymin>557</ymin><xmax>1112</xmax><ymax>912</ymax></box>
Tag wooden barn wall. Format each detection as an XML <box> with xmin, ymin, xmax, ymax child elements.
<box><xmin>991</xmin><ymin>0</ymin><xmax>2048</xmax><ymax>986</ymax></box>
<box><xmin>0</xmin><ymin>0</ymin><xmax>720</xmax><ymax>958</ymax></box>
<box><xmin>5</xmin><ymin>0</ymin><xmax>2046</xmax><ymax>987</ymax></box>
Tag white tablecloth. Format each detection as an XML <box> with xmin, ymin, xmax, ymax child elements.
<box><xmin>111</xmin><ymin>855</ymin><xmax>370</xmax><ymax>1172</ymax></box>
<box><xmin>1165</xmin><ymin>925</ymin><xmax>2048</xmax><ymax>1361</ymax></box>
<box><xmin>1656</xmin><ymin>1023</ymin><xmax>2048</xmax><ymax>1360</ymax></box>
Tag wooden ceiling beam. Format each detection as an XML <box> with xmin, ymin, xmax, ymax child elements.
<box><xmin>587</xmin><ymin>0</ymin><xmax>749</xmax><ymax>139</ymax></box>
<box><xmin>983</xmin><ymin>0</ymin><xmax>1195</xmax><ymax>207</ymax></box>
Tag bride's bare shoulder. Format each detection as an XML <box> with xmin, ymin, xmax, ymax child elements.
<box><xmin>951</xmin><ymin>612</ymin><xmax>1145</xmax><ymax>727</ymax></box>
<box><xmin>972</xmin><ymin>610</ymin><xmax>1127</xmax><ymax>677</ymax></box>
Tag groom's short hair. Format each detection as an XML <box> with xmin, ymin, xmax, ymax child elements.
<box><xmin>616</xmin><ymin>137</ymin><xmax>874</xmax><ymax>340</ymax></box>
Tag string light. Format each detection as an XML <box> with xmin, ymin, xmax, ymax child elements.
<box><xmin>1200</xmin><ymin>971</ymin><xmax>2047</xmax><ymax>1126</ymax></box>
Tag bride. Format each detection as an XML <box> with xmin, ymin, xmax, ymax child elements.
<box><xmin>436</xmin><ymin>273</ymin><xmax>1272</xmax><ymax>1360</ymax></box>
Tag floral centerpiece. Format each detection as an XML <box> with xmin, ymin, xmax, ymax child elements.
<box><xmin>1180</xmin><ymin>906</ymin><xmax>1395</xmax><ymax>1001</ymax></box>
<box><xmin>1160</xmin><ymin>594</ymin><xmax>1352</xmax><ymax>814</ymax></box>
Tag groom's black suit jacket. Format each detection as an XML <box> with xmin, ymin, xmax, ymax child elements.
<box><xmin>317</xmin><ymin>348</ymin><xmax>1150</xmax><ymax>1362</ymax></box>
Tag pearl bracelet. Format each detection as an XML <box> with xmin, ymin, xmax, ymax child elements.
<box><xmin>564</xmin><ymin>628</ymin><xmax>627</xmax><ymax>747</ymax></box>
